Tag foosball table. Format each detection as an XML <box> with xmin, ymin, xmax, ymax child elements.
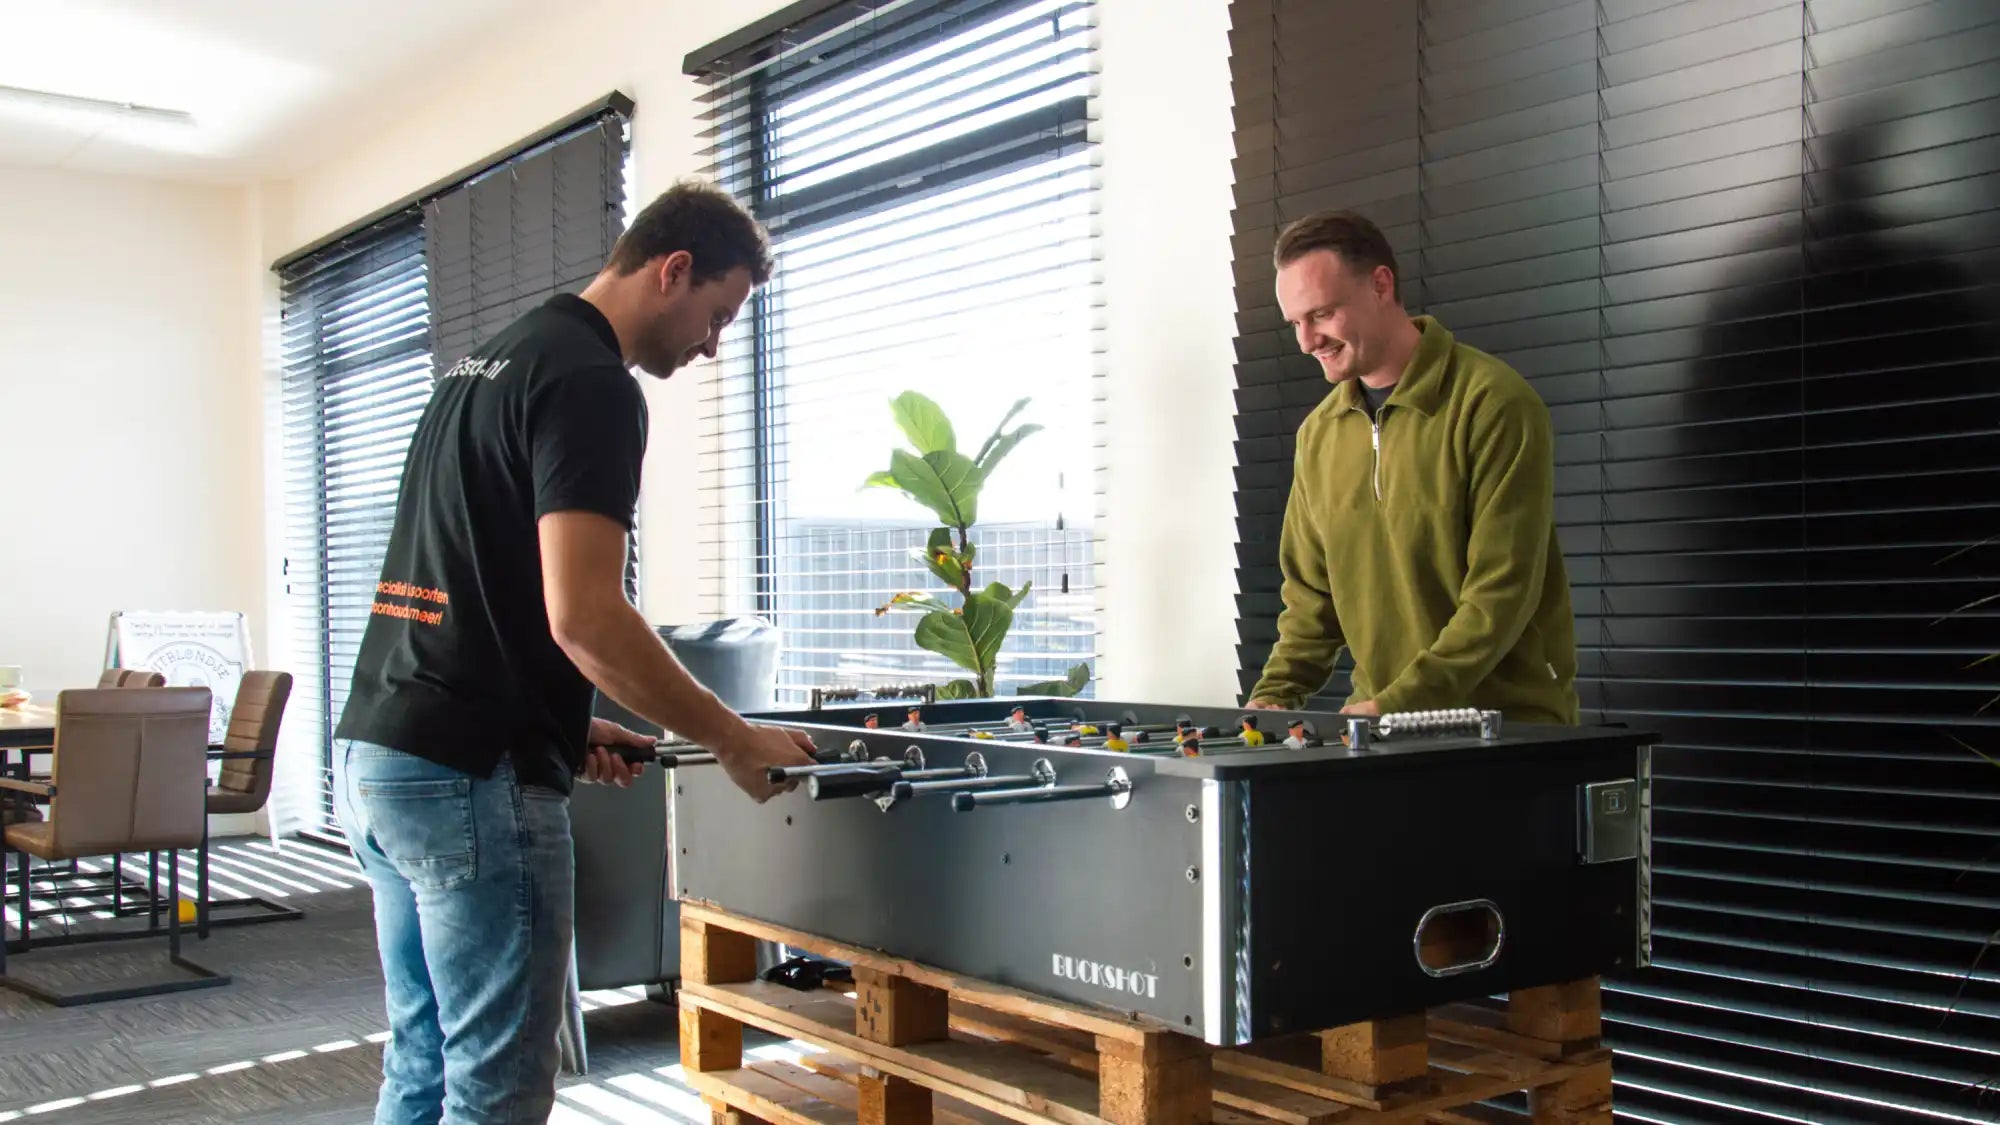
<box><xmin>656</xmin><ymin>697</ymin><xmax>1653</xmax><ymax>1049</ymax></box>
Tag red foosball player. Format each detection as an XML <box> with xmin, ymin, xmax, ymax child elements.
<box><xmin>1283</xmin><ymin>718</ymin><xmax>1311</xmax><ymax>750</ymax></box>
<box><xmin>902</xmin><ymin>707</ymin><xmax>925</xmax><ymax>732</ymax></box>
<box><xmin>1005</xmin><ymin>705</ymin><xmax>1032</xmax><ymax>732</ymax></box>
<box><xmin>1238</xmin><ymin>715</ymin><xmax>1265</xmax><ymax>747</ymax></box>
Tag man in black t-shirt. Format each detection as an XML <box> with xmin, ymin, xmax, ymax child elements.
<box><xmin>331</xmin><ymin>180</ymin><xmax>817</xmax><ymax>1125</ymax></box>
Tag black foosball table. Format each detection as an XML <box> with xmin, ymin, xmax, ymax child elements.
<box><xmin>657</xmin><ymin>696</ymin><xmax>1654</xmax><ymax>1048</ymax></box>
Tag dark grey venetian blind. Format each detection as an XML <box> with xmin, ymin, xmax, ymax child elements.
<box><xmin>424</xmin><ymin>113</ymin><xmax>630</xmax><ymax>372</ymax></box>
<box><xmin>1229</xmin><ymin>1</ymin><xmax>2000</xmax><ymax>1122</ymax></box>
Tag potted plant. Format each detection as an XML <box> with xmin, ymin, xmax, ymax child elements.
<box><xmin>864</xmin><ymin>390</ymin><xmax>1091</xmax><ymax>700</ymax></box>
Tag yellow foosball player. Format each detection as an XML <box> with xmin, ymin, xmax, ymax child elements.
<box><xmin>1238</xmin><ymin>715</ymin><xmax>1265</xmax><ymax>747</ymax></box>
<box><xmin>1103</xmin><ymin>722</ymin><xmax>1130</xmax><ymax>753</ymax></box>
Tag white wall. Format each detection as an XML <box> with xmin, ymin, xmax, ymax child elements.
<box><xmin>0</xmin><ymin>164</ymin><xmax>262</xmax><ymax>694</ymax></box>
<box><xmin>260</xmin><ymin>0</ymin><xmax>1242</xmax><ymax>704</ymax></box>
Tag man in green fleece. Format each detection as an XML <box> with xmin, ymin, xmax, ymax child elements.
<box><xmin>1246</xmin><ymin>210</ymin><xmax>1580</xmax><ymax>725</ymax></box>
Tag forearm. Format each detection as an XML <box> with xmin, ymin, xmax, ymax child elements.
<box><xmin>555</xmin><ymin>602</ymin><xmax>753</xmax><ymax>751</ymax></box>
<box><xmin>1252</xmin><ymin>475</ymin><xmax>1343</xmax><ymax>705</ymax></box>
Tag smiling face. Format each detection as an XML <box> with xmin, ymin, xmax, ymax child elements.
<box><xmin>1276</xmin><ymin>248</ymin><xmax>1401</xmax><ymax>387</ymax></box>
<box><xmin>627</xmin><ymin>251</ymin><xmax>754</xmax><ymax>379</ymax></box>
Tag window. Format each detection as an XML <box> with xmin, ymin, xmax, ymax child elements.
<box><xmin>690</xmin><ymin>0</ymin><xmax>1103</xmax><ymax>704</ymax></box>
<box><xmin>274</xmin><ymin>106</ymin><xmax>629</xmax><ymax>843</ymax></box>
<box><xmin>275</xmin><ymin>215</ymin><xmax>431</xmax><ymax>844</ymax></box>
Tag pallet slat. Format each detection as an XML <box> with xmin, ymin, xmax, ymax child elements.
<box><xmin>678</xmin><ymin>905</ymin><xmax>1612</xmax><ymax>1125</ymax></box>
<box><xmin>684</xmin><ymin>980</ymin><xmax>1112</xmax><ymax>1125</ymax></box>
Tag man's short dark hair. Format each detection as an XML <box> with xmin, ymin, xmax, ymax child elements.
<box><xmin>608</xmin><ymin>179</ymin><xmax>774</xmax><ymax>286</ymax></box>
<box><xmin>1272</xmin><ymin>209</ymin><xmax>1399</xmax><ymax>299</ymax></box>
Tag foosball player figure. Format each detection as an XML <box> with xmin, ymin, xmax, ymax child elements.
<box><xmin>1238</xmin><ymin>715</ymin><xmax>1265</xmax><ymax>747</ymax></box>
<box><xmin>1102</xmin><ymin>722</ymin><xmax>1130</xmax><ymax>753</ymax></box>
<box><xmin>1031</xmin><ymin>722</ymin><xmax>1051</xmax><ymax>744</ymax></box>
<box><xmin>971</xmin><ymin>729</ymin><xmax>994</xmax><ymax>739</ymax></box>
<box><xmin>902</xmin><ymin>707</ymin><xmax>925</xmax><ymax>732</ymax></box>
<box><xmin>1283</xmin><ymin>718</ymin><xmax>1312</xmax><ymax>750</ymax></box>
<box><xmin>1005</xmin><ymin>705</ymin><xmax>1032</xmax><ymax>732</ymax></box>
<box><xmin>863</xmin><ymin>712</ymin><xmax>880</xmax><ymax>730</ymax></box>
<box><xmin>1174</xmin><ymin>717</ymin><xmax>1194</xmax><ymax>743</ymax></box>
<box><xmin>1060</xmin><ymin>731</ymin><xmax>1084</xmax><ymax>747</ymax></box>
<box><xmin>1074</xmin><ymin>720</ymin><xmax>1099</xmax><ymax>736</ymax></box>
<box><xmin>1178</xmin><ymin>729</ymin><xmax>1202</xmax><ymax>757</ymax></box>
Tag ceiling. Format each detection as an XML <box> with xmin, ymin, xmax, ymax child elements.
<box><xmin>0</xmin><ymin>0</ymin><xmax>548</xmax><ymax>183</ymax></box>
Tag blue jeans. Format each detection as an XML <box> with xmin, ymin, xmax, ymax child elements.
<box><xmin>333</xmin><ymin>739</ymin><xmax>574</xmax><ymax>1125</ymax></box>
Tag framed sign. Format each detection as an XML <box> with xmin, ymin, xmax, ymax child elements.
<box><xmin>104</xmin><ymin>610</ymin><xmax>254</xmax><ymax>745</ymax></box>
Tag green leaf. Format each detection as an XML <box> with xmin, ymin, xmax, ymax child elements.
<box><xmin>982</xmin><ymin>580</ymin><xmax>1031</xmax><ymax>610</ymax></box>
<box><xmin>862</xmin><ymin>469</ymin><xmax>900</xmax><ymax>490</ymax></box>
<box><xmin>875</xmin><ymin>591</ymin><xmax>955</xmax><ymax>616</ymax></box>
<box><xmin>937</xmin><ymin>679</ymin><xmax>979</xmax><ymax>701</ymax></box>
<box><xmin>1019</xmin><ymin>661</ymin><xmax>1091</xmax><ymax>697</ymax></box>
<box><xmin>890</xmin><ymin>391</ymin><xmax>956</xmax><ymax>454</ymax></box>
<box><xmin>974</xmin><ymin>397</ymin><xmax>1031</xmax><ymax>466</ymax></box>
<box><xmin>890</xmin><ymin>449</ymin><xmax>982</xmax><ymax>527</ymax></box>
<box><xmin>913</xmin><ymin>590</ymin><xmax>1013</xmax><ymax>682</ymax></box>
<box><xmin>912</xmin><ymin>545</ymin><xmax>965</xmax><ymax>588</ymax></box>
<box><xmin>976</xmin><ymin>422</ymin><xmax>1043</xmax><ymax>479</ymax></box>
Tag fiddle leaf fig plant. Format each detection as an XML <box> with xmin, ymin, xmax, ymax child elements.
<box><xmin>867</xmin><ymin>391</ymin><xmax>1090</xmax><ymax>699</ymax></box>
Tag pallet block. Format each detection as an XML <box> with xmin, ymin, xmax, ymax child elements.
<box><xmin>675</xmin><ymin>904</ymin><xmax>1611</xmax><ymax>1125</ymax></box>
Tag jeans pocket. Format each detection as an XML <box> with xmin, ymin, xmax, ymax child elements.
<box><xmin>355</xmin><ymin>776</ymin><xmax>478</xmax><ymax>892</ymax></box>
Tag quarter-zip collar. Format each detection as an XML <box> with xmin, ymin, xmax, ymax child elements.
<box><xmin>1337</xmin><ymin>316</ymin><xmax>1455</xmax><ymax>502</ymax></box>
<box><xmin>1335</xmin><ymin>315</ymin><xmax>1455</xmax><ymax>418</ymax></box>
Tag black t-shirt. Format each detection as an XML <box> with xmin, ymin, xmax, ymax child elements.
<box><xmin>334</xmin><ymin>294</ymin><xmax>647</xmax><ymax>795</ymax></box>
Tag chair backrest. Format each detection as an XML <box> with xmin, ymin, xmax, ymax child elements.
<box><xmin>214</xmin><ymin>671</ymin><xmax>293</xmax><ymax>804</ymax></box>
<box><xmin>98</xmin><ymin>668</ymin><xmax>166</xmax><ymax>688</ymax></box>
<box><xmin>49</xmin><ymin>687</ymin><xmax>211</xmax><ymax>855</ymax></box>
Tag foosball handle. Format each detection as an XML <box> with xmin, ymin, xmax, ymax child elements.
<box><xmin>616</xmin><ymin>745</ymin><xmax>714</xmax><ymax>768</ymax></box>
<box><xmin>807</xmin><ymin>766</ymin><xmax>902</xmax><ymax>800</ymax></box>
<box><xmin>952</xmin><ymin>768</ymin><xmax>1132</xmax><ymax>812</ymax></box>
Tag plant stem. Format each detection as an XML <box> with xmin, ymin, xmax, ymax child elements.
<box><xmin>952</xmin><ymin>525</ymin><xmax>988</xmax><ymax>695</ymax></box>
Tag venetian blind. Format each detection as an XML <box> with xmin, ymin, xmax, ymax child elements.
<box><xmin>1229</xmin><ymin>0</ymin><xmax>2000</xmax><ymax>1121</ymax></box>
<box><xmin>686</xmin><ymin>0</ymin><xmax>1105</xmax><ymax>704</ymax></box>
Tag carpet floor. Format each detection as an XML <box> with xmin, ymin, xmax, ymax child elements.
<box><xmin>0</xmin><ymin>838</ymin><xmax>786</xmax><ymax>1124</ymax></box>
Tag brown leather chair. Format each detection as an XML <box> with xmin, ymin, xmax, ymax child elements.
<box><xmin>198</xmin><ymin>671</ymin><xmax>299</xmax><ymax>934</ymax></box>
<box><xmin>0</xmin><ymin>687</ymin><xmax>228</xmax><ymax>1005</ymax></box>
<box><xmin>98</xmin><ymin>669</ymin><xmax>166</xmax><ymax>688</ymax></box>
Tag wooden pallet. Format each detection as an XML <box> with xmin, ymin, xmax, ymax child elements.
<box><xmin>676</xmin><ymin>903</ymin><xmax>1613</xmax><ymax>1125</ymax></box>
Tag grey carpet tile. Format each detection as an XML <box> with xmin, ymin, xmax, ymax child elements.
<box><xmin>0</xmin><ymin>837</ymin><xmax>790</xmax><ymax>1124</ymax></box>
<box><xmin>0</xmin><ymin>1041</ymin><xmax>151</xmax><ymax>1106</ymax></box>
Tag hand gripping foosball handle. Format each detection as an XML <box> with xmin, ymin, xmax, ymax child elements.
<box><xmin>951</xmin><ymin>767</ymin><xmax>1132</xmax><ymax>812</ymax></box>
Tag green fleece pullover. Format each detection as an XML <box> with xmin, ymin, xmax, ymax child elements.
<box><xmin>1250</xmin><ymin>316</ymin><xmax>1580</xmax><ymax>724</ymax></box>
